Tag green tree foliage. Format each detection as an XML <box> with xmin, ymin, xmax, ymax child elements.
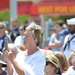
<box><xmin>0</xmin><ymin>9</ymin><xmax>10</xmax><ymax>21</ymax></box>
<box><xmin>0</xmin><ymin>9</ymin><xmax>29</xmax><ymax>25</ymax></box>
<box><xmin>18</xmin><ymin>14</ymin><xmax>29</xmax><ymax>25</ymax></box>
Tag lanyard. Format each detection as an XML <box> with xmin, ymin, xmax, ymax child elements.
<box><xmin>63</xmin><ymin>35</ymin><xmax>75</xmax><ymax>51</ymax></box>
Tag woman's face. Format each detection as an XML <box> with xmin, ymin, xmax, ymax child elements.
<box><xmin>71</xmin><ymin>56</ymin><xmax>75</xmax><ymax>67</ymax></box>
<box><xmin>24</xmin><ymin>30</ymin><xmax>37</xmax><ymax>49</ymax></box>
<box><xmin>45</xmin><ymin>62</ymin><xmax>56</xmax><ymax>75</ymax></box>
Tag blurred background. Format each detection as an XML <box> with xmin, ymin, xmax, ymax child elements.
<box><xmin>0</xmin><ymin>0</ymin><xmax>75</xmax><ymax>48</ymax></box>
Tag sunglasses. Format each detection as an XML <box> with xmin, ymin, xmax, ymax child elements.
<box><xmin>46</xmin><ymin>61</ymin><xmax>51</xmax><ymax>66</ymax></box>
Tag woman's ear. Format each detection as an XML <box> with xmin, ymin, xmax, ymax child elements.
<box><xmin>54</xmin><ymin>68</ymin><xmax>57</xmax><ymax>73</ymax></box>
<box><xmin>34</xmin><ymin>39</ymin><xmax>37</xmax><ymax>44</ymax></box>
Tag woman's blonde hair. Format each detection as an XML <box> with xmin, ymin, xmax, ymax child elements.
<box><xmin>53</xmin><ymin>51</ymin><xmax>68</xmax><ymax>71</ymax></box>
<box><xmin>26</xmin><ymin>22</ymin><xmax>43</xmax><ymax>46</ymax></box>
<box><xmin>67</xmin><ymin>50</ymin><xmax>75</xmax><ymax>67</ymax></box>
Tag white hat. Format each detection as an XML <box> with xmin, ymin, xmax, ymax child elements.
<box><xmin>67</xmin><ymin>18</ymin><xmax>75</xmax><ymax>25</ymax></box>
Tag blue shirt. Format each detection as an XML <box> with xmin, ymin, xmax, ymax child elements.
<box><xmin>0</xmin><ymin>35</ymin><xmax>8</xmax><ymax>52</ymax></box>
<box><xmin>49</xmin><ymin>34</ymin><xmax>64</xmax><ymax>51</ymax></box>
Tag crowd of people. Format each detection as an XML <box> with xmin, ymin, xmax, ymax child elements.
<box><xmin>0</xmin><ymin>17</ymin><xmax>75</xmax><ymax>75</ymax></box>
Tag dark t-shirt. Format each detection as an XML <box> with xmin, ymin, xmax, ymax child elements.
<box><xmin>10</xmin><ymin>27</ymin><xmax>20</xmax><ymax>42</ymax></box>
<box><xmin>0</xmin><ymin>71</ymin><xmax>7</xmax><ymax>75</ymax></box>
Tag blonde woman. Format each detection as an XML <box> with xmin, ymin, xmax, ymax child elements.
<box><xmin>66</xmin><ymin>50</ymin><xmax>75</xmax><ymax>75</ymax></box>
<box><xmin>67</xmin><ymin>50</ymin><xmax>75</xmax><ymax>67</ymax></box>
<box><xmin>3</xmin><ymin>22</ymin><xmax>45</xmax><ymax>75</ymax></box>
<box><xmin>53</xmin><ymin>51</ymin><xmax>68</xmax><ymax>74</ymax></box>
<box><xmin>45</xmin><ymin>54</ymin><xmax>59</xmax><ymax>75</ymax></box>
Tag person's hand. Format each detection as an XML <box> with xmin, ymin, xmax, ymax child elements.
<box><xmin>2</xmin><ymin>48</ymin><xmax>9</xmax><ymax>62</ymax></box>
<box><xmin>3</xmin><ymin>48</ymin><xmax>14</xmax><ymax>62</ymax></box>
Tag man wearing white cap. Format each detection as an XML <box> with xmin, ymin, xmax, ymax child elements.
<box><xmin>63</xmin><ymin>18</ymin><xmax>75</xmax><ymax>59</ymax></box>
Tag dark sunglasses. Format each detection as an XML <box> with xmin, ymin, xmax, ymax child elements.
<box><xmin>46</xmin><ymin>61</ymin><xmax>51</xmax><ymax>66</ymax></box>
<box><xmin>0</xmin><ymin>26</ymin><xmax>4</xmax><ymax>29</ymax></box>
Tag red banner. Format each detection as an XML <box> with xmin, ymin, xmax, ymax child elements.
<box><xmin>0</xmin><ymin>1</ymin><xmax>32</xmax><ymax>15</ymax></box>
<box><xmin>0</xmin><ymin>0</ymin><xmax>9</xmax><ymax>11</ymax></box>
<box><xmin>0</xmin><ymin>0</ymin><xmax>9</xmax><ymax>2</ymax></box>
<box><xmin>30</xmin><ymin>2</ymin><xmax>75</xmax><ymax>15</ymax></box>
<box><xmin>0</xmin><ymin>1</ymin><xmax>75</xmax><ymax>15</ymax></box>
<box><xmin>18</xmin><ymin>2</ymin><xmax>32</xmax><ymax>15</ymax></box>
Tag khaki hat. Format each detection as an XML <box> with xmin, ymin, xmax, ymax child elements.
<box><xmin>46</xmin><ymin>54</ymin><xmax>59</xmax><ymax>69</ymax></box>
<box><xmin>0</xmin><ymin>22</ymin><xmax>6</xmax><ymax>28</ymax></box>
<box><xmin>0</xmin><ymin>52</ymin><xmax>6</xmax><ymax>65</ymax></box>
<box><xmin>26</xmin><ymin>22</ymin><xmax>43</xmax><ymax>46</ymax></box>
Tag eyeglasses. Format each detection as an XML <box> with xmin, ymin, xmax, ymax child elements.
<box><xmin>0</xmin><ymin>27</ymin><xmax>4</xmax><ymax>29</ymax></box>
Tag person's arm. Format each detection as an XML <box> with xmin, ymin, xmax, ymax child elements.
<box><xmin>54</xmin><ymin>38</ymin><xmax>63</xmax><ymax>47</ymax></box>
<box><xmin>3</xmin><ymin>49</ymin><xmax>25</xmax><ymax>75</ymax></box>
<box><xmin>54</xmin><ymin>33</ymin><xmax>63</xmax><ymax>47</ymax></box>
<box><xmin>3</xmin><ymin>51</ymin><xmax>13</xmax><ymax>75</ymax></box>
<box><xmin>7</xmin><ymin>50</ymin><xmax>25</xmax><ymax>75</ymax></box>
<box><xmin>48</xmin><ymin>34</ymin><xmax>63</xmax><ymax>48</ymax></box>
<box><xmin>48</xmin><ymin>42</ymin><xmax>57</xmax><ymax>48</ymax></box>
<box><xmin>48</xmin><ymin>34</ymin><xmax>56</xmax><ymax>48</ymax></box>
<box><xmin>11</xmin><ymin>59</ymin><xmax>24</xmax><ymax>75</ymax></box>
<box><xmin>6</xmin><ymin>60</ymin><xmax>13</xmax><ymax>75</ymax></box>
<box><xmin>48</xmin><ymin>34</ymin><xmax>61</xmax><ymax>48</ymax></box>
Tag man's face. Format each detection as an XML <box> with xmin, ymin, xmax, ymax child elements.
<box><xmin>68</xmin><ymin>25</ymin><xmax>75</xmax><ymax>34</ymax></box>
<box><xmin>11</xmin><ymin>20</ymin><xmax>18</xmax><ymax>28</ymax></box>
<box><xmin>55</xmin><ymin>24</ymin><xmax>62</xmax><ymax>33</ymax></box>
<box><xmin>0</xmin><ymin>27</ymin><xmax>5</xmax><ymax>37</ymax></box>
<box><xmin>24</xmin><ymin>30</ymin><xmax>37</xmax><ymax>49</ymax></box>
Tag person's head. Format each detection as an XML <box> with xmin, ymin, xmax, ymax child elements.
<box><xmin>24</xmin><ymin>22</ymin><xmax>43</xmax><ymax>50</ymax></box>
<box><xmin>8</xmin><ymin>43</ymin><xmax>20</xmax><ymax>57</ymax></box>
<box><xmin>0</xmin><ymin>22</ymin><xmax>6</xmax><ymax>37</ymax></box>
<box><xmin>68</xmin><ymin>50</ymin><xmax>75</xmax><ymax>67</ymax></box>
<box><xmin>19</xmin><ymin>24</ymin><xmax>27</xmax><ymax>36</ymax></box>
<box><xmin>55</xmin><ymin>22</ymin><xmax>63</xmax><ymax>33</ymax></box>
<box><xmin>45</xmin><ymin>54</ymin><xmax>59</xmax><ymax>75</ymax></box>
<box><xmin>3</xmin><ymin>21</ymin><xmax>10</xmax><ymax>31</ymax></box>
<box><xmin>49</xmin><ymin>28</ymin><xmax>55</xmax><ymax>36</ymax></box>
<box><xmin>11</xmin><ymin>18</ymin><xmax>18</xmax><ymax>29</ymax></box>
<box><xmin>53</xmin><ymin>51</ymin><xmax>68</xmax><ymax>73</ymax></box>
<box><xmin>71</xmin><ymin>55</ymin><xmax>75</xmax><ymax>68</ymax></box>
<box><xmin>67</xmin><ymin>18</ymin><xmax>75</xmax><ymax>34</ymax></box>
